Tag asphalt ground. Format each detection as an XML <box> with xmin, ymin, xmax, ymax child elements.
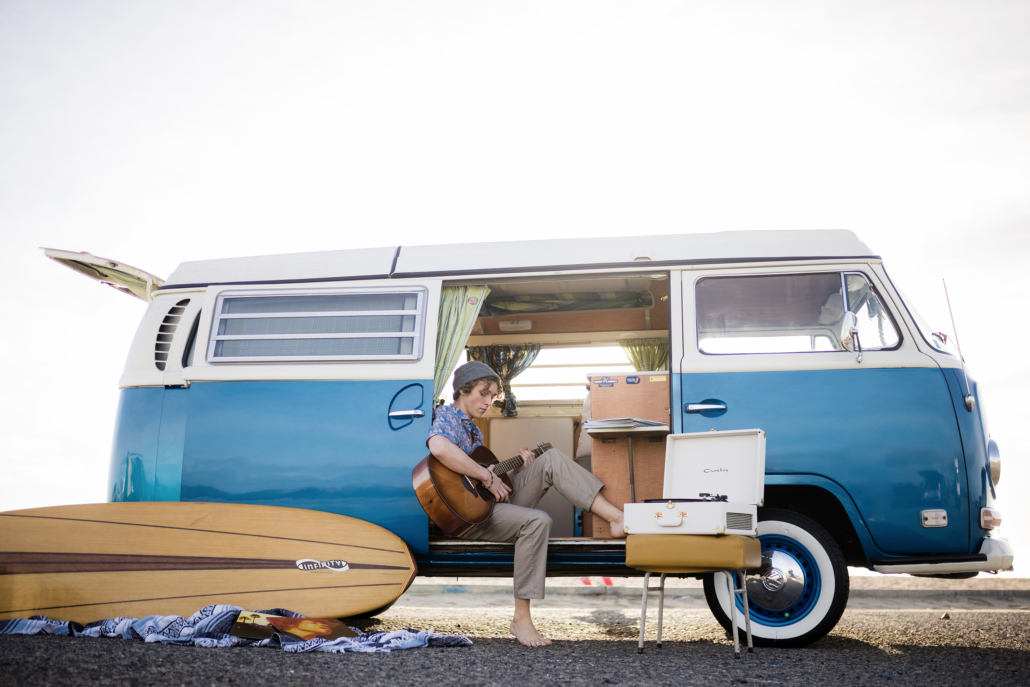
<box><xmin>2</xmin><ymin>582</ymin><xmax>1028</xmax><ymax>687</ymax></box>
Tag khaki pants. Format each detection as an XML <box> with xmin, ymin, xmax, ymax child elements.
<box><xmin>462</xmin><ymin>448</ymin><xmax>604</xmax><ymax>599</ymax></box>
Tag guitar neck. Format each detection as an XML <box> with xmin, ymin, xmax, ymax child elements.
<box><xmin>491</xmin><ymin>445</ymin><xmax>550</xmax><ymax>476</ymax></box>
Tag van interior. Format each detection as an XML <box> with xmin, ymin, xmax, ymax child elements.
<box><xmin>433</xmin><ymin>271</ymin><xmax>671</xmax><ymax>548</ymax></box>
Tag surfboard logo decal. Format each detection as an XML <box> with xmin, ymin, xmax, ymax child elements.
<box><xmin>295</xmin><ymin>558</ymin><xmax>350</xmax><ymax>572</ymax></box>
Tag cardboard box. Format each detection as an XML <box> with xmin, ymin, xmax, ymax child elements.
<box><xmin>590</xmin><ymin>434</ymin><xmax>667</xmax><ymax>538</ymax></box>
<box><xmin>587</xmin><ymin>372</ymin><xmax>671</xmax><ymax>424</ymax></box>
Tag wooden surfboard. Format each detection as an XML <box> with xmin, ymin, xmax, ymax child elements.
<box><xmin>0</xmin><ymin>502</ymin><xmax>417</xmax><ymax>623</ymax></box>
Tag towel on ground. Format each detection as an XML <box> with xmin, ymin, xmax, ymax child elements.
<box><xmin>0</xmin><ymin>605</ymin><xmax>471</xmax><ymax>653</ymax></box>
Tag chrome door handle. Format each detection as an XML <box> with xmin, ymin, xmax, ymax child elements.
<box><xmin>389</xmin><ymin>409</ymin><xmax>425</xmax><ymax>418</ymax></box>
<box><xmin>685</xmin><ymin>403</ymin><xmax>727</xmax><ymax>413</ymax></box>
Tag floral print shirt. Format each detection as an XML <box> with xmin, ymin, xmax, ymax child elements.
<box><xmin>427</xmin><ymin>404</ymin><xmax>484</xmax><ymax>456</ymax></box>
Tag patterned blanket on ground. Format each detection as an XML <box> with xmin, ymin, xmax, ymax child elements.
<box><xmin>0</xmin><ymin>605</ymin><xmax>471</xmax><ymax>653</ymax></box>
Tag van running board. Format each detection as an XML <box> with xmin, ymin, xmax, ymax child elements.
<box><xmin>429</xmin><ymin>538</ymin><xmax>626</xmax><ymax>554</ymax></box>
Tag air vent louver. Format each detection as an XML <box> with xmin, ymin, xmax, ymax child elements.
<box><xmin>155</xmin><ymin>299</ymin><xmax>190</xmax><ymax>371</ymax></box>
<box><xmin>726</xmin><ymin>512</ymin><xmax>753</xmax><ymax>531</ymax></box>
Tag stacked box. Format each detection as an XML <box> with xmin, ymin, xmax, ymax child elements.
<box><xmin>587</xmin><ymin>372</ymin><xmax>672</xmax><ymax>538</ymax></box>
<box><xmin>590</xmin><ymin>435</ymin><xmax>666</xmax><ymax>538</ymax></box>
<box><xmin>587</xmin><ymin>372</ymin><xmax>671</xmax><ymax>424</ymax></box>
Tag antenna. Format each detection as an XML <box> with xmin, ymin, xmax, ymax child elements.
<box><xmin>943</xmin><ymin>279</ymin><xmax>974</xmax><ymax>412</ymax></box>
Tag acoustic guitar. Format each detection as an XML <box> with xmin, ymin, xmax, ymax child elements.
<box><xmin>411</xmin><ymin>442</ymin><xmax>552</xmax><ymax>537</ymax></box>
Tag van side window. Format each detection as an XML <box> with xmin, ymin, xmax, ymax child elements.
<box><xmin>206</xmin><ymin>289</ymin><xmax>426</xmax><ymax>363</ymax></box>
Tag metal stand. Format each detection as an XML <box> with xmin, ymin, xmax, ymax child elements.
<box><xmin>626</xmin><ymin>435</ymin><xmax>636</xmax><ymax>504</ymax></box>
<box><xmin>725</xmin><ymin>571</ymin><xmax>754</xmax><ymax>658</ymax></box>
<box><xmin>637</xmin><ymin>570</ymin><xmax>753</xmax><ymax>657</ymax></box>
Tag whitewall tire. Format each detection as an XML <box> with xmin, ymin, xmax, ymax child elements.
<box><xmin>704</xmin><ymin>509</ymin><xmax>850</xmax><ymax>647</ymax></box>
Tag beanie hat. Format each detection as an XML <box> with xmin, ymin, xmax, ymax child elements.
<box><xmin>453</xmin><ymin>361</ymin><xmax>501</xmax><ymax>391</ymax></box>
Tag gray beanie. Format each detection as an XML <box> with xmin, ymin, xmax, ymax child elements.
<box><xmin>453</xmin><ymin>361</ymin><xmax>501</xmax><ymax>391</ymax></box>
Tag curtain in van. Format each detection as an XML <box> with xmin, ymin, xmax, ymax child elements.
<box><xmin>619</xmin><ymin>338</ymin><xmax>669</xmax><ymax>372</ymax></box>
<box><xmin>434</xmin><ymin>286</ymin><xmax>490</xmax><ymax>401</ymax></box>
<box><xmin>467</xmin><ymin>344</ymin><xmax>541</xmax><ymax>417</ymax></box>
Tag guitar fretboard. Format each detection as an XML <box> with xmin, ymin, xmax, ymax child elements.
<box><xmin>492</xmin><ymin>444</ymin><xmax>551</xmax><ymax>476</ymax></box>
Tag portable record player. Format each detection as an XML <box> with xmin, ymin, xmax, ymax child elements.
<box><xmin>623</xmin><ymin>429</ymin><xmax>765</xmax><ymax>536</ymax></box>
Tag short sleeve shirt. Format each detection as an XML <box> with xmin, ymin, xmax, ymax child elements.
<box><xmin>427</xmin><ymin>404</ymin><xmax>484</xmax><ymax>456</ymax></box>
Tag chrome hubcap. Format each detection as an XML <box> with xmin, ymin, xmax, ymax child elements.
<box><xmin>746</xmin><ymin>551</ymin><xmax>807</xmax><ymax>610</ymax></box>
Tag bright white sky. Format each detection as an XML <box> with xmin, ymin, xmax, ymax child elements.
<box><xmin>2</xmin><ymin>1</ymin><xmax>1028</xmax><ymax>571</ymax></box>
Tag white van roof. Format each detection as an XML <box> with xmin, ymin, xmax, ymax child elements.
<box><xmin>162</xmin><ymin>230</ymin><xmax>875</xmax><ymax>288</ymax></box>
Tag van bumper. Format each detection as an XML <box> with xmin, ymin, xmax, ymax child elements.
<box><xmin>872</xmin><ymin>538</ymin><xmax>1014</xmax><ymax>575</ymax></box>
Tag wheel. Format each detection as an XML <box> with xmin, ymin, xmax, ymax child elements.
<box><xmin>704</xmin><ymin>508</ymin><xmax>849</xmax><ymax>647</ymax></box>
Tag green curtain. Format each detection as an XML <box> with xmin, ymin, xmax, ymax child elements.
<box><xmin>467</xmin><ymin>344</ymin><xmax>541</xmax><ymax>417</ymax></box>
<box><xmin>434</xmin><ymin>285</ymin><xmax>490</xmax><ymax>400</ymax></box>
<box><xmin>619</xmin><ymin>338</ymin><xmax>669</xmax><ymax>372</ymax></box>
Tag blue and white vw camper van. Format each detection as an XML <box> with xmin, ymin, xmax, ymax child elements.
<box><xmin>46</xmin><ymin>229</ymin><xmax>1011</xmax><ymax>647</ymax></box>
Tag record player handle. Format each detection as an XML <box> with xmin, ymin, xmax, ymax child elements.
<box><xmin>685</xmin><ymin>403</ymin><xmax>727</xmax><ymax>413</ymax></box>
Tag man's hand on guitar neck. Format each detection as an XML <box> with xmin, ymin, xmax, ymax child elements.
<box><xmin>510</xmin><ymin>447</ymin><xmax>539</xmax><ymax>476</ymax></box>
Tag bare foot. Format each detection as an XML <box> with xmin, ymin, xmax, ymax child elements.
<box><xmin>510</xmin><ymin>618</ymin><xmax>552</xmax><ymax>647</ymax></box>
<box><xmin>609</xmin><ymin>515</ymin><xmax>627</xmax><ymax>539</ymax></box>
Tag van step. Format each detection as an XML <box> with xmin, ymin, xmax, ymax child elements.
<box><xmin>429</xmin><ymin>537</ymin><xmax>626</xmax><ymax>554</ymax></box>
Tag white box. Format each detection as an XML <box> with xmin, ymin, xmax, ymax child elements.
<box><xmin>662</xmin><ymin>429</ymin><xmax>766</xmax><ymax>506</ymax></box>
<box><xmin>624</xmin><ymin>500</ymin><xmax>758</xmax><ymax>536</ymax></box>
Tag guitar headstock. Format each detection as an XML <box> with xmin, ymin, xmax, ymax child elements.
<box><xmin>535</xmin><ymin>442</ymin><xmax>552</xmax><ymax>455</ymax></box>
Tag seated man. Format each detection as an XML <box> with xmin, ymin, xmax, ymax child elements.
<box><xmin>427</xmin><ymin>361</ymin><xmax>626</xmax><ymax>647</ymax></box>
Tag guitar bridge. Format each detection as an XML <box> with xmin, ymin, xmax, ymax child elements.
<box><xmin>460</xmin><ymin>475</ymin><xmax>481</xmax><ymax>498</ymax></box>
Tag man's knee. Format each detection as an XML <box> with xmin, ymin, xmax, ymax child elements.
<box><xmin>523</xmin><ymin>509</ymin><xmax>552</xmax><ymax>535</ymax></box>
<box><xmin>541</xmin><ymin>448</ymin><xmax>573</xmax><ymax>468</ymax></box>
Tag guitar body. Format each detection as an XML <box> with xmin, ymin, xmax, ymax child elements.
<box><xmin>411</xmin><ymin>445</ymin><xmax>545</xmax><ymax>538</ymax></box>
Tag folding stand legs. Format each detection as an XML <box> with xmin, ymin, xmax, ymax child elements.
<box><xmin>739</xmin><ymin>571</ymin><xmax>754</xmax><ymax>653</ymax></box>
<box><xmin>639</xmin><ymin>571</ymin><xmax>753</xmax><ymax>658</ymax></box>
<box><xmin>727</xmin><ymin>571</ymin><xmax>740</xmax><ymax>658</ymax></box>
<box><xmin>725</xmin><ymin>570</ymin><xmax>754</xmax><ymax>658</ymax></box>
<box><xmin>637</xmin><ymin>572</ymin><xmax>650</xmax><ymax>654</ymax></box>
<box><xmin>636</xmin><ymin>573</ymin><xmax>668</xmax><ymax>654</ymax></box>
<box><xmin>656</xmin><ymin>573</ymin><xmax>666</xmax><ymax>649</ymax></box>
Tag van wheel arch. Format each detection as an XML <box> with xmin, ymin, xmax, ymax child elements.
<box><xmin>762</xmin><ymin>485</ymin><xmax>867</xmax><ymax>567</ymax></box>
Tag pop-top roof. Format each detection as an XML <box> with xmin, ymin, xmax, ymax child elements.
<box><xmin>161</xmin><ymin>230</ymin><xmax>876</xmax><ymax>288</ymax></box>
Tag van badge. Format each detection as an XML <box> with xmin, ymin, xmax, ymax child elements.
<box><xmin>296</xmin><ymin>559</ymin><xmax>350</xmax><ymax>572</ymax></box>
<box><xmin>703</xmin><ymin>468</ymin><xmax>729</xmax><ymax>474</ymax></box>
<box><xmin>594</xmin><ymin>377</ymin><xmax>618</xmax><ymax>387</ymax></box>
<box><xmin>626</xmin><ymin>376</ymin><xmax>640</xmax><ymax>384</ymax></box>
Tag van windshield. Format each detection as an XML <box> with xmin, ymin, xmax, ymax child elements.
<box><xmin>892</xmin><ymin>284</ymin><xmax>955</xmax><ymax>356</ymax></box>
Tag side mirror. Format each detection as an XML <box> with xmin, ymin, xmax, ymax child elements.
<box><xmin>839</xmin><ymin>312</ymin><xmax>863</xmax><ymax>363</ymax></box>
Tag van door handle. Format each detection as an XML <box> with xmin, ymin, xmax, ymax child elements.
<box><xmin>685</xmin><ymin>403</ymin><xmax>727</xmax><ymax>413</ymax></box>
<box><xmin>389</xmin><ymin>410</ymin><xmax>425</xmax><ymax>418</ymax></box>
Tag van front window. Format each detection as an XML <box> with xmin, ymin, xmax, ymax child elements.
<box><xmin>696</xmin><ymin>272</ymin><xmax>900</xmax><ymax>355</ymax></box>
